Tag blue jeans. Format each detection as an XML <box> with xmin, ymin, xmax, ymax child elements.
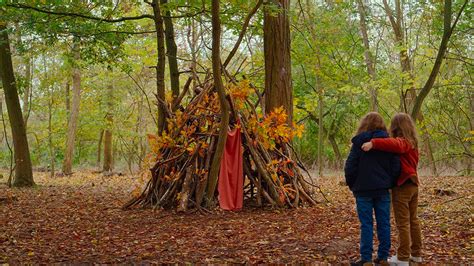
<box><xmin>356</xmin><ymin>195</ymin><xmax>391</xmax><ymax>262</ymax></box>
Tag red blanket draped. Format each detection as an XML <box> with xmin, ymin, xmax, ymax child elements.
<box><xmin>218</xmin><ymin>126</ymin><xmax>244</xmax><ymax>211</ymax></box>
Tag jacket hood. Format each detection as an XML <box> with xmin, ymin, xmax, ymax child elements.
<box><xmin>351</xmin><ymin>130</ymin><xmax>389</xmax><ymax>146</ymax></box>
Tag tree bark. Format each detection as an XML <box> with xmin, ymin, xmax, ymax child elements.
<box><xmin>0</xmin><ymin>22</ymin><xmax>34</xmax><ymax>187</ymax></box>
<box><xmin>103</xmin><ymin>84</ymin><xmax>113</xmax><ymax>172</ymax></box>
<box><xmin>97</xmin><ymin>130</ymin><xmax>104</xmax><ymax>167</ymax></box>
<box><xmin>206</xmin><ymin>0</ymin><xmax>231</xmax><ymax>206</ymax></box>
<box><xmin>327</xmin><ymin>133</ymin><xmax>342</xmax><ymax>168</ymax></box>
<box><xmin>65</xmin><ymin>81</ymin><xmax>70</xmax><ymax>117</ymax></box>
<box><xmin>136</xmin><ymin>95</ymin><xmax>146</xmax><ymax>169</ymax></box>
<box><xmin>161</xmin><ymin>0</ymin><xmax>180</xmax><ymax>99</ymax></box>
<box><xmin>22</xmin><ymin>56</ymin><xmax>32</xmax><ymax>125</ymax></box>
<box><xmin>317</xmin><ymin>83</ymin><xmax>324</xmax><ymax>178</ymax></box>
<box><xmin>263</xmin><ymin>0</ymin><xmax>293</xmax><ymax>123</ymax></box>
<box><xmin>62</xmin><ymin>38</ymin><xmax>82</xmax><ymax>175</ymax></box>
<box><xmin>48</xmin><ymin>75</ymin><xmax>55</xmax><ymax>178</ymax></box>
<box><xmin>357</xmin><ymin>0</ymin><xmax>378</xmax><ymax>111</ymax></box>
<box><xmin>151</xmin><ymin>0</ymin><xmax>167</xmax><ymax>135</ymax></box>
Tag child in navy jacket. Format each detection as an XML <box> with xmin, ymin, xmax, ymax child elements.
<box><xmin>345</xmin><ymin>112</ymin><xmax>401</xmax><ymax>266</ymax></box>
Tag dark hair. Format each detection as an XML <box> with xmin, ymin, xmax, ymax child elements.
<box><xmin>356</xmin><ymin>112</ymin><xmax>387</xmax><ymax>135</ymax></box>
<box><xmin>389</xmin><ymin>113</ymin><xmax>418</xmax><ymax>149</ymax></box>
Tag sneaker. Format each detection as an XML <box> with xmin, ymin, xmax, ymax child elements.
<box><xmin>387</xmin><ymin>255</ymin><xmax>409</xmax><ymax>266</ymax></box>
<box><xmin>351</xmin><ymin>260</ymin><xmax>373</xmax><ymax>266</ymax></box>
<box><xmin>410</xmin><ymin>256</ymin><xmax>423</xmax><ymax>263</ymax></box>
<box><xmin>373</xmin><ymin>258</ymin><xmax>389</xmax><ymax>266</ymax></box>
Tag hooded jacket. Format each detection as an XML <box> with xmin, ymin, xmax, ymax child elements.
<box><xmin>344</xmin><ymin>130</ymin><xmax>401</xmax><ymax>197</ymax></box>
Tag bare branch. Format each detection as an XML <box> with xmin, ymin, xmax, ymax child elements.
<box><xmin>8</xmin><ymin>3</ymin><xmax>154</xmax><ymax>22</ymax></box>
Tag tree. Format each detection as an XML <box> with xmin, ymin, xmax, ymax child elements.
<box><xmin>263</xmin><ymin>0</ymin><xmax>293</xmax><ymax>123</ymax></box>
<box><xmin>411</xmin><ymin>0</ymin><xmax>469</xmax><ymax>120</ymax></box>
<box><xmin>357</xmin><ymin>0</ymin><xmax>378</xmax><ymax>111</ymax></box>
<box><xmin>149</xmin><ymin>0</ymin><xmax>167</xmax><ymax>135</ymax></box>
<box><xmin>103</xmin><ymin>83</ymin><xmax>114</xmax><ymax>172</ymax></box>
<box><xmin>205</xmin><ymin>0</ymin><xmax>230</xmax><ymax>206</ymax></box>
<box><xmin>62</xmin><ymin>38</ymin><xmax>82</xmax><ymax>175</ymax></box>
<box><xmin>0</xmin><ymin>22</ymin><xmax>34</xmax><ymax>187</ymax></box>
<box><xmin>161</xmin><ymin>0</ymin><xmax>180</xmax><ymax>100</ymax></box>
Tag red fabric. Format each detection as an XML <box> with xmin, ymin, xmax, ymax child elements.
<box><xmin>371</xmin><ymin>137</ymin><xmax>419</xmax><ymax>186</ymax></box>
<box><xmin>218</xmin><ymin>126</ymin><xmax>244</xmax><ymax>211</ymax></box>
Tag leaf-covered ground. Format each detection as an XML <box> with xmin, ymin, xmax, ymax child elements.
<box><xmin>0</xmin><ymin>171</ymin><xmax>472</xmax><ymax>264</ymax></box>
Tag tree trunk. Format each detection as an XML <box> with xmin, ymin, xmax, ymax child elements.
<box><xmin>357</xmin><ymin>0</ymin><xmax>378</xmax><ymax>111</ymax></box>
<box><xmin>136</xmin><ymin>95</ymin><xmax>146</xmax><ymax>169</ymax></box>
<box><xmin>0</xmin><ymin>22</ymin><xmax>34</xmax><ymax>187</ymax></box>
<box><xmin>62</xmin><ymin>38</ymin><xmax>82</xmax><ymax>175</ymax></box>
<box><xmin>65</xmin><ymin>81</ymin><xmax>70</xmax><ymax>117</ymax></box>
<box><xmin>206</xmin><ymin>0</ymin><xmax>231</xmax><ymax>205</ymax></box>
<box><xmin>97</xmin><ymin>130</ymin><xmax>104</xmax><ymax>167</ymax></box>
<box><xmin>103</xmin><ymin>84</ymin><xmax>113</xmax><ymax>172</ymax></box>
<box><xmin>151</xmin><ymin>0</ymin><xmax>167</xmax><ymax>135</ymax></box>
<box><xmin>263</xmin><ymin>0</ymin><xmax>293</xmax><ymax>123</ymax></box>
<box><xmin>328</xmin><ymin>134</ymin><xmax>342</xmax><ymax>168</ymax></box>
<box><xmin>22</xmin><ymin>56</ymin><xmax>32</xmax><ymax>125</ymax></box>
<box><xmin>48</xmin><ymin>76</ymin><xmax>55</xmax><ymax>178</ymax></box>
<box><xmin>418</xmin><ymin>114</ymin><xmax>438</xmax><ymax>176</ymax></box>
<box><xmin>161</xmin><ymin>0</ymin><xmax>180</xmax><ymax>100</ymax></box>
<box><xmin>317</xmin><ymin>84</ymin><xmax>324</xmax><ymax>178</ymax></box>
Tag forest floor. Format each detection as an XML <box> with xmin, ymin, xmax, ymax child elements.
<box><xmin>0</xmin><ymin>171</ymin><xmax>472</xmax><ymax>264</ymax></box>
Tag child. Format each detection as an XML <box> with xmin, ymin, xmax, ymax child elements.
<box><xmin>345</xmin><ymin>112</ymin><xmax>401</xmax><ymax>266</ymax></box>
<box><xmin>361</xmin><ymin>113</ymin><xmax>422</xmax><ymax>266</ymax></box>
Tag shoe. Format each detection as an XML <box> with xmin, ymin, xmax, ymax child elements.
<box><xmin>351</xmin><ymin>260</ymin><xmax>373</xmax><ymax>266</ymax></box>
<box><xmin>373</xmin><ymin>258</ymin><xmax>389</xmax><ymax>266</ymax></box>
<box><xmin>410</xmin><ymin>256</ymin><xmax>422</xmax><ymax>263</ymax></box>
<box><xmin>387</xmin><ymin>255</ymin><xmax>409</xmax><ymax>266</ymax></box>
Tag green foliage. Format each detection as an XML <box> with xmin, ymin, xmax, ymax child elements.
<box><xmin>0</xmin><ymin>0</ymin><xmax>471</xmax><ymax>174</ymax></box>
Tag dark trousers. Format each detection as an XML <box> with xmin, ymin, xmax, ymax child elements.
<box><xmin>356</xmin><ymin>194</ymin><xmax>391</xmax><ymax>262</ymax></box>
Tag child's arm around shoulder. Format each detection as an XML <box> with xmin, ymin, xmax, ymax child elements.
<box><xmin>364</xmin><ymin>137</ymin><xmax>412</xmax><ymax>154</ymax></box>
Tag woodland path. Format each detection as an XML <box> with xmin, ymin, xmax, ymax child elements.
<box><xmin>0</xmin><ymin>172</ymin><xmax>472</xmax><ymax>264</ymax></box>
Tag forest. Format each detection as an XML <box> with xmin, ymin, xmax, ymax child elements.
<box><xmin>0</xmin><ymin>0</ymin><xmax>472</xmax><ymax>264</ymax></box>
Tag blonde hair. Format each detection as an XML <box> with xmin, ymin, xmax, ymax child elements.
<box><xmin>389</xmin><ymin>113</ymin><xmax>418</xmax><ymax>149</ymax></box>
<box><xmin>356</xmin><ymin>112</ymin><xmax>387</xmax><ymax>135</ymax></box>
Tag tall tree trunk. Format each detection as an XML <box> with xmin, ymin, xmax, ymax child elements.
<box><xmin>206</xmin><ymin>0</ymin><xmax>231</xmax><ymax>205</ymax></box>
<box><xmin>62</xmin><ymin>38</ymin><xmax>82</xmax><ymax>175</ymax></box>
<box><xmin>22</xmin><ymin>56</ymin><xmax>32</xmax><ymax>125</ymax></box>
<box><xmin>43</xmin><ymin>54</ymin><xmax>55</xmax><ymax>178</ymax></box>
<box><xmin>136</xmin><ymin>95</ymin><xmax>146</xmax><ymax>169</ymax></box>
<box><xmin>263</xmin><ymin>0</ymin><xmax>293</xmax><ymax>123</ymax></box>
<box><xmin>187</xmin><ymin>13</ymin><xmax>199</xmax><ymax>89</ymax></box>
<box><xmin>467</xmin><ymin>90</ymin><xmax>473</xmax><ymax>175</ymax></box>
<box><xmin>97</xmin><ymin>130</ymin><xmax>104</xmax><ymax>167</ymax></box>
<box><xmin>161</xmin><ymin>0</ymin><xmax>180</xmax><ymax>100</ymax></box>
<box><xmin>317</xmin><ymin>81</ymin><xmax>324</xmax><ymax>178</ymax></box>
<box><xmin>151</xmin><ymin>0</ymin><xmax>167</xmax><ymax>135</ymax></box>
<box><xmin>65</xmin><ymin>81</ymin><xmax>70</xmax><ymax>117</ymax></box>
<box><xmin>0</xmin><ymin>22</ymin><xmax>34</xmax><ymax>187</ymax></box>
<box><xmin>48</xmin><ymin>76</ymin><xmax>55</xmax><ymax>178</ymax></box>
<box><xmin>357</xmin><ymin>0</ymin><xmax>378</xmax><ymax>111</ymax></box>
<box><xmin>103</xmin><ymin>84</ymin><xmax>113</xmax><ymax>172</ymax></box>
